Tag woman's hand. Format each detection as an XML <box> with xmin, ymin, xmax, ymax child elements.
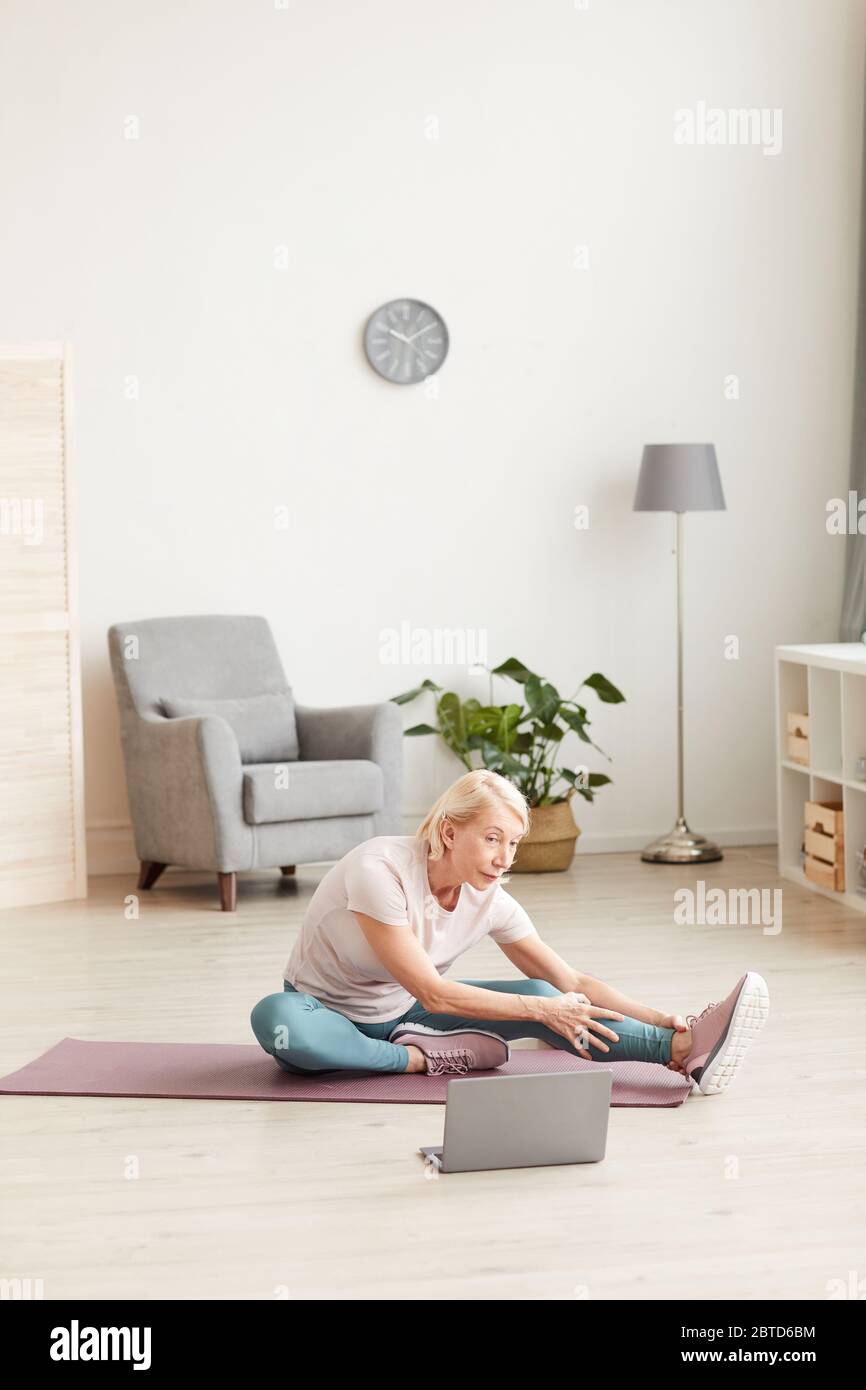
<box><xmin>540</xmin><ymin>991</ymin><xmax>625</xmax><ymax>1060</ymax></box>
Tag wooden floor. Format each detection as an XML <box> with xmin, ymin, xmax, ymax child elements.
<box><xmin>1</xmin><ymin>844</ymin><xmax>864</xmax><ymax>1301</ymax></box>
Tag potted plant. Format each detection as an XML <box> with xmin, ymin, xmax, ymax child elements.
<box><xmin>390</xmin><ymin>657</ymin><xmax>625</xmax><ymax>871</ymax></box>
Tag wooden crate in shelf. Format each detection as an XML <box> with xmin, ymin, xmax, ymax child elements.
<box><xmin>803</xmin><ymin>799</ymin><xmax>844</xmax><ymax>892</ymax></box>
<box><xmin>786</xmin><ymin>711</ymin><xmax>810</xmax><ymax>765</ymax></box>
<box><xmin>805</xmin><ymin>799</ymin><xmax>843</xmax><ymax>837</ymax></box>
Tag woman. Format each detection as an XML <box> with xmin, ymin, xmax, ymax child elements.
<box><xmin>250</xmin><ymin>770</ymin><xmax>769</xmax><ymax>1094</ymax></box>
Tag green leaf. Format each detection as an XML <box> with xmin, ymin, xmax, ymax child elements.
<box><xmin>475</xmin><ymin>739</ymin><xmax>521</xmax><ymax>774</ymax></box>
<box><xmin>465</xmin><ymin>732</ymin><xmax>490</xmax><ymax>750</ymax></box>
<box><xmin>535</xmin><ymin>722</ymin><xmax>564</xmax><ymax>742</ymax></box>
<box><xmin>436</xmin><ymin>692</ymin><xmax>467</xmax><ymax>748</ymax></box>
<box><xmin>477</xmin><ymin>740</ymin><xmax>504</xmax><ymax>770</ymax></box>
<box><xmin>510</xmin><ymin>731</ymin><xmax>534</xmax><ymax>753</ymax></box>
<box><xmin>500</xmin><ymin>753</ymin><xmax>530</xmax><ymax>778</ymax></box>
<box><xmin>490</xmin><ymin>656</ymin><xmax>534</xmax><ymax>684</ymax></box>
<box><xmin>557</xmin><ymin>768</ymin><xmax>582</xmax><ymax>786</ymax></box>
<box><xmin>403</xmin><ymin>723</ymin><xmax>439</xmax><ymax>736</ymax></box>
<box><xmin>525</xmin><ymin>674</ymin><xmax>561</xmax><ymax>724</ymax></box>
<box><xmin>498</xmin><ymin>702</ymin><xmax>523</xmax><ymax>750</ymax></box>
<box><xmin>468</xmin><ymin>704</ymin><xmax>506</xmax><ymax>733</ymax></box>
<box><xmin>389</xmin><ymin>678</ymin><xmax>443</xmax><ymax>705</ymax></box>
<box><xmin>559</xmin><ymin>704</ymin><xmax>589</xmax><ymax>733</ymax></box>
<box><xmin>581</xmin><ymin>672</ymin><xmax>625</xmax><ymax>704</ymax></box>
<box><xmin>557</xmin><ymin>769</ymin><xmax>612</xmax><ymax>797</ymax></box>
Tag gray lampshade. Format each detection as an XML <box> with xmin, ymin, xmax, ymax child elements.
<box><xmin>633</xmin><ymin>443</ymin><xmax>726</xmax><ymax>512</ymax></box>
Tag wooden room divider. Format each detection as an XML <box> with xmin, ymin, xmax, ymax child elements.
<box><xmin>0</xmin><ymin>343</ymin><xmax>87</xmax><ymax>908</ymax></box>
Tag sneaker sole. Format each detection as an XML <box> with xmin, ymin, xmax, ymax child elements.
<box><xmin>694</xmin><ymin>970</ymin><xmax>769</xmax><ymax>1095</ymax></box>
<box><xmin>389</xmin><ymin>1023</ymin><xmax>511</xmax><ymax>1065</ymax></box>
<box><xmin>390</xmin><ymin>1022</ymin><xmax>509</xmax><ymax>1047</ymax></box>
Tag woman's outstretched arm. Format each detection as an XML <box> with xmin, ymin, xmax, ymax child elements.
<box><xmin>577</xmin><ymin>972</ymin><xmax>669</xmax><ymax>1028</ymax></box>
<box><xmin>498</xmin><ymin>935</ymin><xmax>671</xmax><ymax>1027</ymax></box>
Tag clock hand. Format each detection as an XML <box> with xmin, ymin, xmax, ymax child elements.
<box><xmin>406</xmin><ymin>322</ymin><xmax>439</xmax><ymax>341</ymax></box>
<box><xmin>386</xmin><ymin>325</ymin><xmax>432</xmax><ymax>372</ymax></box>
<box><xmin>403</xmin><ymin>336</ymin><xmax>431</xmax><ymax>367</ymax></box>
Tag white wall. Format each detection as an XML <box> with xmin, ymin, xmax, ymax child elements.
<box><xmin>1</xmin><ymin>0</ymin><xmax>864</xmax><ymax>869</ymax></box>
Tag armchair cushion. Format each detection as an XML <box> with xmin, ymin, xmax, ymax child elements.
<box><xmin>160</xmin><ymin>689</ymin><xmax>300</xmax><ymax>763</ymax></box>
<box><xmin>242</xmin><ymin>759</ymin><xmax>384</xmax><ymax>825</ymax></box>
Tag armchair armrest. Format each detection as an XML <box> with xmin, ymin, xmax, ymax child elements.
<box><xmin>294</xmin><ymin>701</ymin><xmax>403</xmax><ymax>834</ymax></box>
<box><xmin>294</xmin><ymin>701</ymin><xmax>399</xmax><ymax>760</ymax></box>
<box><xmin>121</xmin><ymin>712</ymin><xmax>254</xmax><ymax>872</ymax></box>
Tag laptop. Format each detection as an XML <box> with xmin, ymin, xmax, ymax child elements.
<box><xmin>418</xmin><ymin>1069</ymin><xmax>613</xmax><ymax>1173</ymax></box>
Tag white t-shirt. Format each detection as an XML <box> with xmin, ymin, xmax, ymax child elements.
<box><xmin>283</xmin><ymin>834</ymin><xmax>539</xmax><ymax>1022</ymax></box>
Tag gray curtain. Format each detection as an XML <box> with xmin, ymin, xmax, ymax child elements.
<box><xmin>840</xmin><ymin>67</ymin><xmax>866</xmax><ymax>640</ymax></box>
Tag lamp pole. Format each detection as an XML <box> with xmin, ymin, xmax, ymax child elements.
<box><xmin>676</xmin><ymin>510</ymin><xmax>684</xmax><ymax>824</ymax></box>
<box><xmin>640</xmin><ymin>509</ymin><xmax>722</xmax><ymax>864</ymax></box>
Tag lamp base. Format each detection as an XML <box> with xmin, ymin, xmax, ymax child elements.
<box><xmin>640</xmin><ymin>817</ymin><xmax>723</xmax><ymax>864</ymax></box>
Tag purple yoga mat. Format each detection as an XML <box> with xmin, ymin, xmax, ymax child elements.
<box><xmin>0</xmin><ymin>1037</ymin><xmax>692</xmax><ymax>1106</ymax></box>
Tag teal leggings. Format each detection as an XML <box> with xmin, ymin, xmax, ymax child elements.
<box><xmin>250</xmin><ymin>978</ymin><xmax>675</xmax><ymax>1075</ymax></box>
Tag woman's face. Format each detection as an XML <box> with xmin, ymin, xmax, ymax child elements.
<box><xmin>440</xmin><ymin>803</ymin><xmax>526</xmax><ymax>890</ymax></box>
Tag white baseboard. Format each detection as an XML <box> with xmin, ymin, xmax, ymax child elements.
<box><xmin>568</xmin><ymin>828</ymin><xmax>777</xmax><ymax>852</ymax></box>
<box><xmin>400</xmin><ymin>815</ymin><xmax>775</xmax><ymax>853</ymax></box>
<box><xmin>86</xmin><ymin>816</ymin><xmax>777</xmax><ymax>876</ymax></box>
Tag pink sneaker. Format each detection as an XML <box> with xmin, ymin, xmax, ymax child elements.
<box><xmin>682</xmin><ymin>970</ymin><xmax>769</xmax><ymax>1095</ymax></box>
<box><xmin>389</xmin><ymin>1022</ymin><xmax>510</xmax><ymax>1074</ymax></box>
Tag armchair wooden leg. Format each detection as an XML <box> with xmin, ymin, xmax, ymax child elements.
<box><xmin>218</xmin><ymin>872</ymin><xmax>237</xmax><ymax>912</ymax></box>
<box><xmin>138</xmin><ymin>861</ymin><xmax>167</xmax><ymax>891</ymax></box>
<box><xmin>279</xmin><ymin>865</ymin><xmax>296</xmax><ymax>876</ymax></box>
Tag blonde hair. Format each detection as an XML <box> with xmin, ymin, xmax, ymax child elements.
<box><xmin>416</xmin><ymin>770</ymin><xmax>531</xmax><ymax>860</ymax></box>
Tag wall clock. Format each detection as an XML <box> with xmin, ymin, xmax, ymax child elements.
<box><xmin>363</xmin><ymin>299</ymin><xmax>449</xmax><ymax>384</ymax></box>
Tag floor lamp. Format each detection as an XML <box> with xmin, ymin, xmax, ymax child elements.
<box><xmin>633</xmin><ymin>442</ymin><xmax>726</xmax><ymax>864</ymax></box>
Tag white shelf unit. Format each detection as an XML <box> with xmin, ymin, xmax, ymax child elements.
<box><xmin>775</xmin><ymin>643</ymin><xmax>866</xmax><ymax>913</ymax></box>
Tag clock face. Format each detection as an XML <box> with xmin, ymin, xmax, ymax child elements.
<box><xmin>363</xmin><ymin>299</ymin><xmax>449</xmax><ymax>384</ymax></box>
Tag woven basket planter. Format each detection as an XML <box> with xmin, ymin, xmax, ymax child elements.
<box><xmin>510</xmin><ymin>791</ymin><xmax>580</xmax><ymax>873</ymax></box>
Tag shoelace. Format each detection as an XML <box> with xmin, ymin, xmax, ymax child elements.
<box><xmin>425</xmin><ymin>1048</ymin><xmax>472</xmax><ymax>1075</ymax></box>
<box><xmin>685</xmin><ymin>1001</ymin><xmax>719</xmax><ymax>1029</ymax></box>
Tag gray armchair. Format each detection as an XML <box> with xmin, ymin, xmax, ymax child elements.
<box><xmin>107</xmin><ymin>615</ymin><xmax>402</xmax><ymax>910</ymax></box>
